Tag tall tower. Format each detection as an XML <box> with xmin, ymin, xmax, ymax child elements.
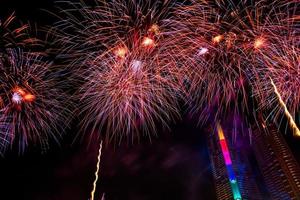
<box><xmin>207</xmin><ymin>122</ymin><xmax>265</xmax><ymax>200</ymax></box>
<box><xmin>252</xmin><ymin>122</ymin><xmax>300</xmax><ymax>199</ymax></box>
<box><xmin>207</xmin><ymin>131</ymin><xmax>234</xmax><ymax>199</ymax></box>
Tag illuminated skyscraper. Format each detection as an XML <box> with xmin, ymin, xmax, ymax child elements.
<box><xmin>252</xmin><ymin>122</ymin><xmax>300</xmax><ymax>199</ymax></box>
<box><xmin>207</xmin><ymin>122</ymin><xmax>265</xmax><ymax>200</ymax></box>
<box><xmin>216</xmin><ymin>123</ymin><xmax>242</xmax><ymax>199</ymax></box>
<box><xmin>208</xmin><ymin>115</ymin><xmax>300</xmax><ymax>200</ymax></box>
<box><xmin>208</xmin><ymin>133</ymin><xmax>233</xmax><ymax>199</ymax></box>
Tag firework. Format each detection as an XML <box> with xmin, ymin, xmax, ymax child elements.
<box><xmin>79</xmin><ymin>35</ymin><xmax>180</xmax><ymax>142</ymax></box>
<box><xmin>90</xmin><ymin>140</ymin><xmax>103</xmax><ymax>200</ymax></box>
<box><xmin>0</xmin><ymin>12</ymin><xmax>38</xmax><ymax>50</ymax></box>
<box><xmin>0</xmin><ymin>49</ymin><xmax>69</xmax><ymax>153</ymax></box>
<box><xmin>252</xmin><ymin>36</ymin><xmax>300</xmax><ymax>132</ymax></box>
<box><xmin>270</xmin><ymin>78</ymin><xmax>300</xmax><ymax>137</ymax></box>
<box><xmin>52</xmin><ymin>0</ymin><xmax>177</xmax><ymax>72</ymax></box>
<box><xmin>53</xmin><ymin>0</ymin><xmax>181</xmax><ymax>142</ymax></box>
<box><xmin>166</xmin><ymin>0</ymin><xmax>295</xmax><ymax>124</ymax></box>
<box><xmin>51</xmin><ymin>0</ymin><xmax>299</xmax><ymax>140</ymax></box>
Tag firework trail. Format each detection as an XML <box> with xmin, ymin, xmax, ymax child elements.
<box><xmin>0</xmin><ymin>49</ymin><xmax>69</xmax><ymax>153</ymax></box>
<box><xmin>90</xmin><ymin>140</ymin><xmax>103</xmax><ymax>200</ymax></box>
<box><xmin>0</xmin><ymin>13</ymin><xmax>38</xmax><ymax>49</ymax></box>
<box><xmin>54</xmin><ymin>0</ymin><xmax>181</xmax><ymax>142</ymax></box>
<box><xmin>270</xmin><ymin>78</ymin><xmax>300</xmax><ymax>136</ymax></box>
<box><xmin>251</xmin><ymin>30</ymin><xmax>299</xmax><ymax>132</ymax></box>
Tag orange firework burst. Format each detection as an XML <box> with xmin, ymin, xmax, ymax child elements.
<box><xmin>0</xmin><ymin>49</ymin><xmax>69</xmax><ymax>154</ymax></box>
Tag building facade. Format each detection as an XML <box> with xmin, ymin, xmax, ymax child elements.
<box><xmin>208</xmin><ymin>119</ymin><xmax>300</xmax><ymax>200</ymax></box>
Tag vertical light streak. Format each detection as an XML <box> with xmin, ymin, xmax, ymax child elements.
<box><xmin>217</xmin><ymin>123</ymin><xmax>242</xmax><ymax>200</ymax></box>
<box><xmin>270</xmin><ymin>78</ymin><xmax>300</xmax><ymax>137</ymax></box>
<box><xmin>90</xmin><ymin>140</ymin><xmax>103</xmax><ymax>200</ymax></box>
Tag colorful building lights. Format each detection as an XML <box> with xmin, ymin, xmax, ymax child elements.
<box><xmin>217</xmin><ymin>123</ymin><xmax>242</xmax><ymax>200</ymax></box>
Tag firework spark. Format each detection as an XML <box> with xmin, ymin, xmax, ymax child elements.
<box><xmin>0</xmin><ymin>49</ymin><xmax>69</xmax><ymax>153</ymax></box>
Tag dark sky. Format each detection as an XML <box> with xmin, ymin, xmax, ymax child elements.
<box><xmin>0</xmin><ymin>1</ymin><xmax>300</xmax><ymax>200</ymax></box>
<box><xmin>0</xmin><ymin>116</ymin><xmax>215</xmax><ymax>200</ymax></box>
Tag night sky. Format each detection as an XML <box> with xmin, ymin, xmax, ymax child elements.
<box><xmin>0</xmin><ymin>1</ymin><xmax>300</xmax><ymax>200</ymax></box>
<box><xmin>0</xmin><ymin>114</ymin><xmax>216</xmax><ymax>200</ymax></box>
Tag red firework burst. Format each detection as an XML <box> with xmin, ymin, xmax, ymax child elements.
<box><xmin>0</xmin><ymin>49</ymin><xmax>69</xmax><ymax>153</ymax></box>
<box><xmin>167</xmin><ymin>0</ymin><xmax>294</xmax><ymax>122</ymax></box>
<box><xmin>53</xmin><ymin>0</ymin><xmax>182</xmax><ymax>142</ymax></box>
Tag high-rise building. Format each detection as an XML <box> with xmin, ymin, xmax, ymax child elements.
<box><xmin>208</xmin><ymin>115</ymin><xmax>300</xmax><ymax>200</ymax></box>
<box><xmin>252</xmin><ymin>122</ymin><xmax>300</xmax><ymax>199</ymax></box>
<box><xmin>207</xmin><ymin>122</ymin><xmax>265</xmax><ymax>200</ymax></box>
<box><xmin>207</xmin><ymin>131</ymin><xmax>233</xmax><ymax>200</ymax></box>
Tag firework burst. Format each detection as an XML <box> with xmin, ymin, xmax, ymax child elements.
<box><xmin>53</xmin><ymin>0</ymin><xmax>182</xmax><ymax>142</ymax></box>
<box><xmin>79</xmin><ymin>35</ymin><xmax>180</xmax><ymax>142</ymax></box>
<box><xmin>52</xmin><ymin>0</ymin><xmax>299</xmax><ymax>140</ymax></box>
<box><xmin>167</xmin><ymin>0</ymin><xmax>295</xmax><ymax>123</ymax></box>
<box><xmin>52</xmin><ymin>0</ymin><xmax>177</xmax><ymax>72</ymax></box>
<box><xmin>0</xmin><ymin>49</ymin><xmax>69</xmax><ymax>154</ymax></box>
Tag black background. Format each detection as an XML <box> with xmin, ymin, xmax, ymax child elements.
<box><xmin>0</xmin><ymin>1</ymin><xmax>299</xmax><ymax>200</ymax></box>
